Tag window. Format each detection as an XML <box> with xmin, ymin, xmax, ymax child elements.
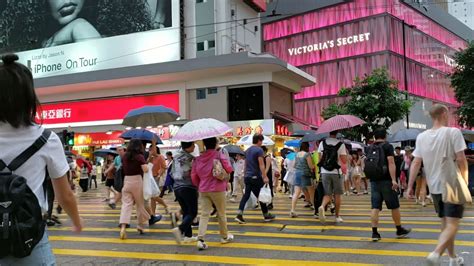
<box><xmin>196</xmin><ymin>89</ymin><xmax>206</xmax><ymax>100</ymax></box>
<box><xmin>197</xmin><ymin>42</ymin><xmax>205</xmax><ymax>51</ymax></box>
<box><xmin>208</xmin><ymin>87</ymin><xmax>218</xmax><ymax>94</ymax></box>
<box><xmin>208</xmin><ymin>40</ymin><xmax>215</xmax><ymax>49</ymax></box>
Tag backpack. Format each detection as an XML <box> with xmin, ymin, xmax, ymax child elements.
<box><xmin>364</xmin><ymin>142</ymin><xmax>388</xmax><ymax>181</ymax></box>
<box><xmin>318</xmin><ymin>140</ymin><xmax>343</xmax><ymax>171</ymax></box>
<box><xmin>0</xmin><ymin>129</ymin><xmax>51</xmax><ymax>258</ymax></box>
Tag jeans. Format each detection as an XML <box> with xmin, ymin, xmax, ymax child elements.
<box><xmin>174</xmin><ymin>187</ymin><xmax>198</xmax><ymax>237</ymax></box>
<box><xmin>198</xmin><ymin>192</ymin><xmax>228</xmax><ymax>239</ymax></box>
<box><xmin>0</xmin><ymin>232</ymin><xmax>55</xmax><ymax>266</ymax></box>
<box><xmin>238</xmin><ymin>176</ymin><xmax>269</xmax><ymax>215</ymax></box>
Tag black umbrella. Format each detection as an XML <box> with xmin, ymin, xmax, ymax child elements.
<box><xmin>388</xmin><ymin>128</ymin><xmax>423</xmax><ymax>143</ymax></box>
<box><xmin>462</xmin><ymin>129</ymin><xmax>474</xmax><ymax>142</ymax></box>
<box><xmin>223</xmin><ymin>145</ymin><xmax>245</xmax><ymax>156</ymax></box>
<box><xmin>291</xmin><ymin>130</ymin><xmax>316</xmax><ymax>137</ymax></box>
<box><xmin>93</xmin><ymin>149</ymin><xmax>118</xmax><ymax>158</ymax></box>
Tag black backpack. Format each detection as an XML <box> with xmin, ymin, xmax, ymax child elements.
<box><xmin>0</xmin><ymin>129</ymin><xmax>51</xmax><ymax>258</ymax></box>
<box><xmin>364</xmin><ymin>142</ymin><xmax>387</xmax><ymax>181</ymax></box>
<box><xmin>318</xmin><ymin>140</ymin><xmax>343</xmax><ymax>171</ymax></box>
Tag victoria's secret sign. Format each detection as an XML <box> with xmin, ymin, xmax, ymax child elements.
<box><xmin>288</xmin><ymin>32</ymin><xmax>371</xmax><ymax>56</ymax></box>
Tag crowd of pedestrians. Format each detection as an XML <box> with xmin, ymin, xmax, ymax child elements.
<box><xmin>0</xmin><ymin>54</ymin><xmax>471</xmax><ymax>265</ymax></box>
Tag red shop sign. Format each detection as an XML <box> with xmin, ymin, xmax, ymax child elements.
<box><xmin>37</xmin><ymin>93</ymin><xmax>179</xmax><ymax>125</ymax></box>
<box><xmin>75</xmin><ymin>132</ymin><xmax>124</xmax><ymax>146</ymax></box>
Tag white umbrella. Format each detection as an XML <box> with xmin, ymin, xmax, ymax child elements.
<box><xmin>237</xmin><ymin>134</ymin><xmax>275</xmax><ymax>146</ymax></box>
<box><xmin>172</xmin><ymin>118</ymin><xmax>231</xmax><ymax>142</ymax></box>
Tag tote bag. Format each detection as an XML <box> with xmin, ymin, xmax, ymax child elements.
<box><xmin>441</xmin><ymin>132</ymin><xmax>472</xmax><ymax>205</ymax></box>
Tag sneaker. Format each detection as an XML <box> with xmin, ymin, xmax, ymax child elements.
<box><xmin>318</xmin><ymin>206</ymin><xmax>326</xmax><ymax>224</ymax></box>
<box><xmin>449</xmin><ymin>256</ymin><xmax>464</xmax><ymax>266</ymax></box>
<box><xmin>371</xmin><ymin>232</ymin><xmax>382</xmax><ymax>242</ymax></box>
<box><xmin>363</xmin><ymin>191</ymin><xmax>369</xmax><ymax>195</ymax></box>
<box><xmin>183</xmin><ymin>236</ymin><xmax>198</xmax><ymax>243</ymax></box>
<box><xmin>304</xmin><ymin>203</ymin><xmax>312</xmax><ymax>208</ymax></box>
<box><xmin>396</xmin><ymin>227</ymin><xmax>411</xmax><ymax>239</ymax></box>
<box><xmin>426</xmin><ymin>252</ymin><xmax>441</xmax><ymax>266</ymax></box>
<box><xmin>229</xmin><ymin>197</ymin><xmax>237</xmax><ymax>203</ymax></box>
<box><xmin>170</xmin><ymin>213</ymin><xmax>177</xmax><ymax>228</ymax></box>
<box><xmin>290</xmin><ymin>211</ymin><xmax>298</xmax><ymax>218</ymax></box>
<box><xmin>330</xmin><ymin>206</ymin><xmax>336</xmax><ymax>215</ymax></box>
<box><xmin>210</xmin><ymin>209</ymin><xmax>217</xmax><ymax>217</ymax></box>
<box><xmin>191</xmin><ymin>221</ymin><xmax>199</xmax><ymax>228</ymax></box>
<box><xmin>268</xmin><ymin>203</ymin><xmax>274</xmax><ymax>210</ymax></box>
<box><xmin>171</xmin><ymin>227</ymin><xmax>182</xmax><ymax>244</ymax></box>
<box><xmin>263</xmin><ymin>213</ymin><xmax>276</xmax><ymax>222</ymax></box>
<box><xmin>164</xmin><ymin>208</ymin><xmax>170</xmax><ymax>215</ymax></box>
<box><xmin>149</xmin><ymin>214</ymin><xmax>163</xmax><ymax>226</ymax></box>
<box><xmin>46</xmin><ymin>219</ymin><xmax>56</xmax><ymax>227</ymax></box>
<box><xmin>221</xmin><ymin>234</ymin><xmax>234</xmax><ymax>244</ymax></box>
<box><xmin>235</xmin><ymin>214</ymin><xmax>246</xmax><ymax>224</ymax></box>
<box><xmin>313</xmin><ymin>214</ymin><xmax>319</xmax><ymax>219</ymax></box>
<box><xmin>335</xmin><ymin>216</ymin><xmax>344</xmax><ymax>223</ymax></box>
<box><xmin>108</xmin><ymin>203</ymin><xmax>116</xmax><ymax>210</ymax></box>
<box><xmin>197</xmin><ymin>239</ymin><xmax>208</xmax><ymax>250</ymax></box>
<box><xmin>288</xmin><ymin>195</ymin><xmax>293</xmax><ymax>199</ymax></box>
<box><xmin>422</xmin><ymin>201</ymin><xmax>427</xmax><ymax>207</ymax></box>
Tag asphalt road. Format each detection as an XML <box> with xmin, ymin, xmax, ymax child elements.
<box><xmin>49</xmin><ymin>185</ymin><xmax>474</xmax><ymax>265</ymax></box>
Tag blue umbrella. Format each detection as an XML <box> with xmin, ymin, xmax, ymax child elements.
<box><xmin>284</xmin><ymin>139</ymin><xmax>301</xmax><ymax>148</ymax></box>
<box><xmin>93</xmin><ymin>149</ymin><xmax>118</xmax><ymax>158</ymax></box>
<box><xmin>122</xmin><ymin>105</ymin><xmax>179</xmax><ymax>128</ymax></box>
<box><xmin>388</xmin><ymin>128</ymin><xmax>423</xmax><ymax>143</ymax></box>
<box><xmin>120</xmin><ymin>129</ymin><xmax>163</xmax><ymax>144</ymax></box>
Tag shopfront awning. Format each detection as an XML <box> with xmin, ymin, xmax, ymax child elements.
<box><xmin>271</xmin><ymin>111</ymin><xmax>318</xmax><ymax>130</ymax></box>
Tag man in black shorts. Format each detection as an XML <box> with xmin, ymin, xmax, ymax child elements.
<box><xmin>408</xmin><ymin>104</ymin><xmax>469</xmax><ymax>266</ymax></box>
<box><xmin>366</xmin><ymin>128</ymin><xmax>411</xmax><ymax>242</ymax></box>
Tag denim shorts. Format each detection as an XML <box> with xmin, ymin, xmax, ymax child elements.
<box><xmin>0</xmin><ymin>232</ymin><xmax>55</xmax><ymax>266</ymax></box>
<box><xmin>371</xmin><ymin>180</ymin><xmax>400</xmax><ymax>210</ymax></box>
<box><xmin>294</xmin><ymin>171</ymin><xmax>313</xmax><ymax>187</ymax></box>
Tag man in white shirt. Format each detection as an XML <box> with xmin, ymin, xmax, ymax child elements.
<box><xmin>317</xmin><ymin>130</ymin><xmax>347</xmax><ymax>224</ymax></box>
<box><xmin>408</xmin><ymin>104</ymin><xmax>469</xmax><ymax>266</ymax></box>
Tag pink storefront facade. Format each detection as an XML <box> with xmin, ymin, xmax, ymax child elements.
<box><xmin>263</xmin><ymin>0</ymin><xmax>468</xmax><ymax>128</ymax></box>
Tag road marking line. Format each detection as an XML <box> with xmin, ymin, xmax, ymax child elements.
<box><xmin>52</xmin><ymin>248</ymin><xmax>375</xmax><ymax>265</ymax></box>
<box><xmin>47</xmin><ymin>227</ymin><xmax>474</xmax><ymax>246</ymax></box>
<box><xmin>50</xmin><ymin>235</ymin><xmax>429</xmax><ymax>257</ymax></box>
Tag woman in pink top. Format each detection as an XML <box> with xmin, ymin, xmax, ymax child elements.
<box><xmin>191</xmin><ymin>137</ymin><xmax>234</xmax><ymax>250</ymax></box>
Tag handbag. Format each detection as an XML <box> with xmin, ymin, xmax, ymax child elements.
<box><xmin>441</xmin><ymin>132</ymin><xmax>472</xmax><ymax>205</ymax></box>
<box><xmin>258</xmin><ymin>184</ymin><xmax>272</xmax><ymax>204</ymax></box>
<box><xmin>213</xmin><ymin>150</ymin><xmax>229</xmax><ymax>181</ymax></box>
<box><xmin>143</xmin><ymin>163</ymin><xmax>161</xmax><ymax>200</ymax></box>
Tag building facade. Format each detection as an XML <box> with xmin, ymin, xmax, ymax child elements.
<box><xmin>263</xmin><ymin>0</ymin><xmax>474</xmax><ymax>130</ymax></box>
<box><xmin>0</xmin><ymin>0</ymin><xmax>314</xmax><ymax>153</ymax></box>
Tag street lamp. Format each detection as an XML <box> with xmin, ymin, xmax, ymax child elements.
<box><xmin>402</xmin><ymin>20</ymin><xmax>416</xmax><ymax>129</ymax></box>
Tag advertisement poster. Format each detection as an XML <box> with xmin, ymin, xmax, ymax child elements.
<box><xmin>0</xmin><ymin>0</ymin><xmax>180</xmax><ymax>78</ymax></box>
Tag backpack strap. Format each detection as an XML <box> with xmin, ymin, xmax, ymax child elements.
<box><xmin>1</xmin><ymin>129</ymin><xmax>52</xmax><ymax>172</ymax></box>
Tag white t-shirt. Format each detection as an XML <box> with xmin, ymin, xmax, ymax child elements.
<box><xmin>413</xmin><ymin>127</ymin><xmax>467</xmax><ymax>194</ymax></box>
<box><xmin>234</xmin><ymin>159</ymin><xmax>245</xmax><ymax>178</ymax></box>
<box><xmin>318</xmin><ymin>138</ymin><xmax>347</xmax><ymax>174</ymax></box>
<box><xmin>0</xmin><ymin>123</ymin><xmax>69</xmax><ymax>211</ymax></box>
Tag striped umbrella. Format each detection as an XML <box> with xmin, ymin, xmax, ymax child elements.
<box><xmin>316</xmin><ymin>115</ymin><xmax>365</xmax><ymax>134</ymax></box>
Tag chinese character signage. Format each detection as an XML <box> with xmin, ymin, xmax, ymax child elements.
<box><xmin>227</xmin><ymin>120</ymin><xmax>275</xmax><ymax>136</ymax></box>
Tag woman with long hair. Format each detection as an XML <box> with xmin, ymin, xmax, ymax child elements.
<box><xmin>0</xmin><ymin>54</ymin><xmax>82</xmax><ymax>264</ymax></box>
<box><xmin>350</xmin><ymin>152</ymin><xmax>363</xmax><ymax>195</ymax></box>
<box><xmin>290</xmin><ymin>142</ymin><xmax>315</xmax><ymax>218</ymax></box>
<box><xmin>119</xmin><ymin>138</ymin><xmax>158</xmax><ymax>239</ymax></box>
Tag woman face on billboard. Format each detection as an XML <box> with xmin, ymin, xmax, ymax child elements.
<box><xmin>48</xmin><ymin>0</ymin><xmax>85</xmax><ymax>25</ymax></box>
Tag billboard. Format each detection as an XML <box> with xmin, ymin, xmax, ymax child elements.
<box><xmin>0</xmin><ymin>0</ymin><xmax>180</xmax><ymax>78</ymax></box>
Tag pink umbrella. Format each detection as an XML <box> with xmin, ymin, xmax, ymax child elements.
<box><xmin>172</xmin><ymin>118</ymin><xmax>231</xmax><ymax>142</ymax></box>
<box><xmin>316</xmin><ymin>115</ymin><xmax>365</xmax><ymax>134</ymax></box>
